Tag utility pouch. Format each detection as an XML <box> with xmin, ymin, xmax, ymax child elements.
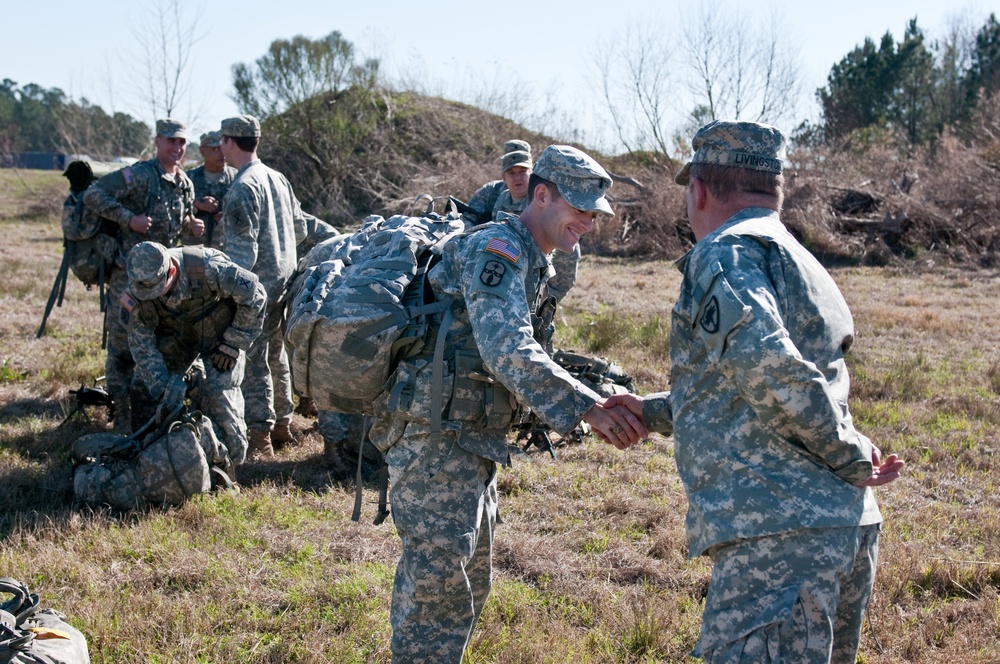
<box><xmin>448</xmin><ymin>350</ymin><xmax>487</xmax><ymax>422</ymax></box>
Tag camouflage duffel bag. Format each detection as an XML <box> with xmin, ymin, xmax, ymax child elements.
<box><xmin>0</xmin><ymin>577</ymin><xmax>90</xmax><ymax>663</ymax></box>
<box><xmin>71</xmin><ymin>409</ymin><xmax>230</xmax><ymax>509</ymax></box>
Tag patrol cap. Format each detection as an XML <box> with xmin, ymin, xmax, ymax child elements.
<box><xmin>500</xmin><ymin>149</ymin><xmax>532</xmax><ymax>173</ymax></box>
<box><xmin>127</xmin><ymin>241</ymin><xmax>172</xmax><ymax>300</ymax></box>
<box><xmin>199</xmin><ymin>130</ymin><xmax>223</xmax><ymax>147</ymax></box>
<box><xmin>503</xmin><ymin>139</ymin><xmax>531</xmax><ymax>154</ymax></box>
<box><xmin>674</xmin><ymin>120</ymin><xmax>786</xmax><ymax>185</ymax></box>
<box><xmin>220</xmin><ymin>114</ymin><xmax>261</xmax><ymax>138</ymax></box>
<box><xmin>532</xmin><ymin>145</ymin><xmax>614</xmax><ymax>216</ymax></box>
<box><xmin>155</xmin><ymin>118</ymin><xmax>188</xmax><ymax>140</ymax></box>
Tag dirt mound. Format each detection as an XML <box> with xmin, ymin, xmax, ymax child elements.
<box><xmin>258</xmin><ymin>90</ymin><xmax>1000</xmax><ymax>265</ymax></box>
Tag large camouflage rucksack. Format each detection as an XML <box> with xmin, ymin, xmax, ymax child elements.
<box><xmin>285</xmin><ymin>212</ymin><xmax>467</xmax><ymax>415</ymax></box>
<box><xmin>38</xmin><ymin>161</ymin><xmax>158</xmax><ymax>345</ymax></box>
<box><xmin>70</xmin><ymin>406</ymin><xmax>232</xmax><ymax>510</ymax></box>
<box><xmin>0</xmin><ymin>577</ymin><xmax>90</xmax><ymax>663</ymax></box>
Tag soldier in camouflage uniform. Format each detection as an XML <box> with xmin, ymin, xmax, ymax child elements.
<box><xmin>605</xmin><ymin>121</ymin><xmax>905</xmax><ymax>664</ymax></box>
<box><xmin>183</xmin><ymin>130</ymin><xmax>236</xmax><ymax>249</ymax></box>
<box><xmin>464</xmin><ymin>139</ymin><xmax>580</xmax><ymax>304</ymax></box>
<box><xmin>369</xmin><ymin>145</ymin><xmax>647</xmax><ymax>663</ymax></box>
<box><xmin>123</xmin><ymin>241</ymin><xmax>267</xmax><ymax>465</ymax></box>
<box><xmin>219</xmin><ymin>115</ymin><xmax>308</xmax><ymax>459</ymax></box>
<box><xmin>83</xmin><ymin>118</ymin><xmax>201</xmax><ymax>433</ymax></box>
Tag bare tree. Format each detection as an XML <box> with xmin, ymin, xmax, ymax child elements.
<box><xmin>128</xmin><ymin>0</ymin><xmax>206</xmax><ymax>123</ymax></box>
<box><xmin>681</xmin><ymin>6</ymin><xmax>800</xmax><ymax>126</ymax></box>
<box><xmin>592</xmin><ymin>21</ymin><xmax>675</xmax><ymax>156</ymax></box>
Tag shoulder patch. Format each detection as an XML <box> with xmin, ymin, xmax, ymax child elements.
<box><xmin>484</xmin><ymin>237</ymin><xmax>520</xmax><ymax>264</ymax></box>
<box><xmin>122</xmin><ymin>167</ymin><xmax>135</xmax><ymax>186</ymax></box>
<box><xmin>479</xmin><ymin>259</ymin><xmax>507</xmax><ymax>287</ymax></box>
<box><xmin>119</xmin><ymin>291</ymin><xmax>138</xmax><ymax>312</ymax></box>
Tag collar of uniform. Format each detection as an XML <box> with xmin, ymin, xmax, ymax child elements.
<box><xmin>495</xmin><ymin>212</ymin><xmax>549</xmax><ymax>271</ymax></box>
<box><xmin>235</xmin><ymin>159</ymin><xmax>262</xmax><ymax>178</ymax></box>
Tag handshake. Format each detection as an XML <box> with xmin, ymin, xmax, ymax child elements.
<box><xmin>581</xmin><ymin>394</ymin><xmax>648</xmax><ymax>450</ymax></box>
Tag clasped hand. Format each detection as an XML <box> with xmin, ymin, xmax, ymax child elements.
<box><xmin>582</xmin><ymin>396</ymin><xmax>648</xmax><ymax>450</ymax></box>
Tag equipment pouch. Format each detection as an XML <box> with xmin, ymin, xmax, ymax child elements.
<box><xmin>448</xmin><ymin>350</ymin><xmax>486</xmax><ymax>423</ymax></box>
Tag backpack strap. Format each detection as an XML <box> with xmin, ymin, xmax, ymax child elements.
<box><xmin>181</xmin><ymin>246</ymin><xmax>207</xmax><ymax>294</ymax></box>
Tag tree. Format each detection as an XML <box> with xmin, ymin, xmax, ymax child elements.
<box><xmin>230</xmin><ymin>31</ymin><xmax>382</xmax><ymax>220</ymax></box>
<box><xmin>680</xmin><ymin>6</ymin><xmax>800</xmax><ymax>127</ymax></box>
<box><xmin>128</xmin><ymin>0</ymin><xmax>205</xmax><ymax>122</ymax></box>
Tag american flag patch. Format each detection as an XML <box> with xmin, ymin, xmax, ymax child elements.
<box><xmin>119</xmin><ymin>291</ymin><xmax>138</xmax><ymax>312</ymax></box>
<box><xmin>485</xmin><ymin>237</ymin><xmax>520</xmax><ymax>263</ymax></box>
<box><xmin>122</xmin><ymin>167</ymin><xmax>134</xmax><ymax>185</ymax></box>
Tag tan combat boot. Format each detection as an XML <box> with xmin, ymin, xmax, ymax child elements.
<box><xmin>247</xmin><ymin>429</ymin><xmax>274</xmax><ymax>460</ymax></box>
<box><xmin>271</xmin><ymin>421</ymin><xmax>295</xmax><ymax>449</ymax></box>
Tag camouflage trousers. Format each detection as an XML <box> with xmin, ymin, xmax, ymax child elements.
<box><xmin>104</xmin><ymin>269</ymin><xmax>135</xmax><ymax>430</ymax></box>
<box><xmin>695</xmin><ymin>524</ymin><xmax>881</xmax><ymax>664</ymax></box>
<box><xmin>242</xmin><ymin>301</ymin><xmax>293</xmax><ymax>431</ymax></box>
<box><xmin>131</xmin><ymin>355</ymin><xmax>248</xmax><ymax>465</ymax></box>
<box><xmin>385</xmin><ymin>427</ymin><xmax>498</xmax><ymax>663</ymax></box>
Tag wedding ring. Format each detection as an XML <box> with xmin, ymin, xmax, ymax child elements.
<box><xmin>611</xmin><ymin>424</ymin><xmax>624</xmax><ymax>435</ymax></box>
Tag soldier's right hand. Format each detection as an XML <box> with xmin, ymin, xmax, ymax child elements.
<box><xmin>129</xmin><ymin>214</ymin><xmax>153</xmax><ymax>233</ymax></box>
<box><xmin>212</xmin><ymin>343</ymin><xmax>240</xmax><ymax>372</ymax></box>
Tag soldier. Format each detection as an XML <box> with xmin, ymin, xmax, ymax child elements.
<box><xmin>183</xmin><ymin>130</ymin><xmax>236</xmax><ymax>249</ymax></box>
<box><xmin>83</xmin><ymin>118</ymin><xmax>201</xmax><ymax>433</ymax></box>
<box><xmin>218</xmin><ymin>114</ymin><xmax>308</xmax><ymax>459</ymax></box>
<box><xmin>464</xmin><ymin>139</ymin><xmax>580</xmax><ymax>304</ymax></box>
<box><xmin>123</xmin><ymin>241</ymin><xmax>267</xmax><ymax>465</ymax></box>
<box><xmin>605</xmin><ymin>121</ymin><xmax>905</xmax><ymax>663</ymax></box>
<box><xmin>369</xmin><ymin>145</ymin><xmax>647</xmax><ymax>662</ymax></box>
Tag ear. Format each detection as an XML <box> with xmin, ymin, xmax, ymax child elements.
<box><xmin>533</xmin><ymin>182</ymin><xmax>551</xmax><ymax>205</ymax></box>
<box><xmin>691</xmin><ymin>178</ymin><xmax>709</xmax><ymax>211</ymax></box>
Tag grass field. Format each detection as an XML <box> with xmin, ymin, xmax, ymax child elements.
<box><xmin>2</xmin><ymin>168</ymin><xmax>1000</xmax><ymax>662</ymax></box>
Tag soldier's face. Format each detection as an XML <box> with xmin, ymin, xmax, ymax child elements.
<box><xmin>502</xmin><ymin>166</ymin><xmax>530</xmax><ymax>200</ymax></box>
<box><xmin>155</xmin><ymin>136</ymin><xmax>187</xmax><ymax>171</ymax></box>
<box><xmin>539</xmin><ymin>188</ymin><xmax>596</xmax><ymax>254</ymax></box>
<box><xmin>200</xmin><ymin>145</ymin><xmax>226</xmax><ymax>171</ymax></box>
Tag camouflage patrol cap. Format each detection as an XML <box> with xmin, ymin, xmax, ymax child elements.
<box><xmin>533</xmin><ymin>145</ymin><xmax>614</xmax><ymax>216</ymax></box>
<box><xmin>500</xmin><ymin>149</ymin><xmax>532</xmax><ymax>173</ymax></box>
<box><xmin>503</xmin><ymin>139</ymin><xmax>531</xmax><ymax>154</ymax></box>
<box><xmin>156</xmin><ymin>118</ymin><xmax>188</xmax><ymax>140</ymax></box>
<box><xmin>674</xmin><ymin>120</ymin><xmax>787</xmax><ymax>185</ymax></box>
<box><xmin>199</xmin><ymin>130</ymin><xmax>223</xmax><ymax>147</ymax></box>
<box><xmin>220</xmin><ymin>114</ymin><xmax>261</xmax><ymax>138</ymax></box>
<box><xmin>127</xmin><ymin>242</ymin><xmax>172</xmax><ymax>300</ymax></box>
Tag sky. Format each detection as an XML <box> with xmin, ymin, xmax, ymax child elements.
<box><xmin>3</xmin><ymin>0</ymin><xmax>998</xmax><ymax>154</ymax></box>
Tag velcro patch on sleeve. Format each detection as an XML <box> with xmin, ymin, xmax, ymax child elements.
<box><xmin>122</xmin><ymin>167</ymin><xmax>134</xmax><ymax>185</ymax></box>
<box><xmin>484</xmin><ymin>237</ymin><xmax>520</xmax><ymax>264</ymax></box>
<box><xmin>120</xmin><ymin>291</ymin><xmax>138</xmax><ymax>312</ymax></box>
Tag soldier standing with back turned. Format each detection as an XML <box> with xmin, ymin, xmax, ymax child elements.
<box><xmin>83</xmin><ymin>118</ymin><xmax>201</xmax><ymax>433</ymax></box>
<box><xmin>218</xmin><ymin>114</ymin><xmax>308</xmax><ymax>459</ymax></box>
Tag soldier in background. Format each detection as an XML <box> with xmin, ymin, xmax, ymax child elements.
<box><xmin>183</xmin><ymin>130</ymin><xmax>235</xmax><ymax>249</ymax></box>
<box><xmin>370</xmin><ymin>145</ymin><xmax>646</xmax><ymax>662</ymax></box>
<box><xmin>83</xmin><ymin>118</ymin><xmax>201</xmax><ymax>433</ymax></box>
<box><xmin>218</xmin><ymin>114</ymin><xmax>308</xmax><ymax>459</ymax></box>
<box><xmin>123</xmin><ymin>241</ymin><xmax>267</xmax><ymax>465</ymax></box>
<box><xmin>464</xmin><ymin>139</ymin><xmax>581</xmax><ymax>304</ymax></box>
<box><xmin>605</xmin><ymin>121</ymin><xmax>905</xmax><ymax>663</ymax></box>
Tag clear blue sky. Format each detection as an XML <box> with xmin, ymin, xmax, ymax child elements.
<box><xmin>4</xmin><ymin>0</ymin><xmax>997</xmax><ymax>152</ymax></box>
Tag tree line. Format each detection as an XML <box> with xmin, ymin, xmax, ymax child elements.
<box><xmin>0</xmin><ymin>80</ymin><xmax>150</xmax><ymax>159</ymax></box>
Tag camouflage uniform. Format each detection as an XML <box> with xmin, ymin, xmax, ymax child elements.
<box><xmin>369</xmin><ymin>145</ymin><xmax>613</xmax><ymax>663</ymax></box>
<box><xmin>184</xmin><ymin>138</ymin><xmax>236</xmax><ymax>249</ymax></box>
<box><xmin>124</xmin><ymin>243</ymin><xmax>267</xmax><ymax>465</ymax></box>
<box><xmin>641</xmin><ymin>122</ymin><xmax>883</xmax><ymax>663</ymax></box>
<box><xmin>220</xmin><ymin>149</ymin><xmax>307</xmax><ymax>435</ymax></box>
<box><xmin>83</xmin><ymin>128</ymin><xmax>195</xmax><ymax>432</ymax></box>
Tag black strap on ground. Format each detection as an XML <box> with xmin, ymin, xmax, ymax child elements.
<box><xmin>36</xmin><ymin>243</ymin><xmax>72</xmax><ymax>338</ymax></box>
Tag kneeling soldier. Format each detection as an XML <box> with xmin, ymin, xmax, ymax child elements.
<box><xmin>123</xmin><ymin>241</ymin><xmax>267</xmax><ymax>464</ymax></box>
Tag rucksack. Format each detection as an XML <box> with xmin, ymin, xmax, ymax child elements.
<box><xmin>285</xmin><ymin>212</ymin><xmax>467</xmax><ymax>416</ymax></box>
<box><xmin>37</xmin><ymin>161</ymin><xmax>158</xmax><ymax>345</ymax></box>
<box><xmin>70</xmin><ymin>406</ymin><xmax>232</xmax><ymax>510</ymax></box>
<box><xmin>0</xmin><ymin>577</ymin><xmax>90</xmax><ymax>664</ymax></box>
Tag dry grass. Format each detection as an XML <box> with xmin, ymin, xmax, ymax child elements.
<box><xmin>4</xmin><ymin>168</ymin><xmax>1000</xmax><ymax>662</ymax></box>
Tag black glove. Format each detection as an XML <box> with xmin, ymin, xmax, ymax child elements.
<box><xmin>162</xmin><ymin>374</ymin><xmax>187</xmax><ymax>408</ymax></box>
<box><xmin>212</xmin><ymin>343</ymin><xmax>240</xmax><ymax>372</ymax></box>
